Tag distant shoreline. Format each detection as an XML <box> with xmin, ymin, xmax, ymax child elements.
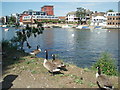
<box><xmin>0</xmin><ymin>24</ymin><xmax>120</xmax><ymax>29</ymax></box>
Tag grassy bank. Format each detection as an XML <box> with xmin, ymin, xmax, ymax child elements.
<box><xmin>2</xmin><ymin>42</ymin><xmax>118</xmax><ymax>88</ymax></box>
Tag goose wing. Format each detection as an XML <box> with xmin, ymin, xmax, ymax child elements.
<box><xmin>44</xmin><ymin>61</ymin><xmax>60</xmax><ymax>72</ymax></box>
<box><xmin>97</xmin><ymin>75</ymin><xmax>113</xmax><ymax>88</ymax></box>
<box><xmin>52</xmin><ymin>59</ymin><xmax>64</xmax><ymax>67</ymax></box>
<box><xmin>30</xmin><ymin>49</ymin><xmax>40</xmax><ymax>54</ymax></box>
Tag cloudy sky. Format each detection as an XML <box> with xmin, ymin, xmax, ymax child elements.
<box><xmin>1</xmin><ymin>1</ymin><xmax>119</xmax><ymax>16</ymax></box>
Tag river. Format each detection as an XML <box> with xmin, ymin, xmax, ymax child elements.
<box><xmin>1</xmin><ymin>27</ymin><xmax>119</xmax><ymax>68</ymax></box>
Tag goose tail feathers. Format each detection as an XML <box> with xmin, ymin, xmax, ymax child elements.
<box><xmin>104</xmin><ymin>85</ymin><xmax>114</xmax><ymax>90</ymax></box>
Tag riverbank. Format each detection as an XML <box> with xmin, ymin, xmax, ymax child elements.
<box><xmin>1</xmin><ymin>24</ymin><xmax>120</xmax><ymax>29</ymax></box>
<box><xmin>2</xmin><ymin>44</ymin><xmax>118</xmax><ymax>88</ymax></box>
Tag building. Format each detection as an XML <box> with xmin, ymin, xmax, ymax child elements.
<box><xmin>90</xmin><ymin>11</ymin><xmax>107</xmax><ymax>26</ymax></box>
<box><xmin>0</xmin><ymin>16</ymin><xmax>9</xmax><ymax>25</ymax></box>
<box><xmin>19</xmin><ymin>5</ymin><xmax>58</xmax><ymax>25</ymax></box>
<box><xmin>92</xmin><ymin>11</ymin><xmax>106</xmax><ymax>17</ymax></box>
<box><xmin>41</xmin><ymin>5</ymin><xmax>54</xmax><ymax>16</ymax></box>
<box><xmin>58</xmin><ymin>16</ymin><xmax>66</xmax><ymax>23</ymax></box>
<box><xmin>91</xmin><ymin>16</ymin><xmax>107</xmax><ymax>26</ymax></box>
<box><xmin>66</xmin><ymin>10</ymin><xmax>93</xmax><ymax>24</ymax></box>
<box><xmin>107</xmin><ymin>12</ymin><xmax>120</xmax><ymax>26</ymax></box>
<box><xmin>66</xmin><ymin>11</ymin><xmax>79</xmax><ymax>23</ymax></box>
<box><xmin>20</xmin><ymin>15</ymin><xmax>58</xmax><ymax>25</ymax></box>
<box><xmin>23</xmin><ymin>9</ymin><xmax>46</xmax><ymax>16</ymax></box>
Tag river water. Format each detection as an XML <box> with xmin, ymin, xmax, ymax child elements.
<box><xmin>1</xmin><ymin>27</ymin><xmax>119</xmax><ymax>68</ymax></box>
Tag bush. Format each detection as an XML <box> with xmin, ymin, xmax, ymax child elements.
<box><xmin>91</xmin><ymin>52</ymin><xmax>118</xmax><ymax>76</ymax></box>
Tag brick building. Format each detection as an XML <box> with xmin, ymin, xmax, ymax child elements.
<box><xmin>107</xmin><ymin>12</ymin><xmax>120</xmax><ymax>26</ymax></box>
<box><xmin>41</xmin><ymin>5</ymin><xmax>54</xmax><ymax>16</ymax></box>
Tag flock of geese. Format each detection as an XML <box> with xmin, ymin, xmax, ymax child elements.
<box><xmin>29</xmin><ymin>45</ymin><xmax>114</xmax><ymax>90</ymax></box>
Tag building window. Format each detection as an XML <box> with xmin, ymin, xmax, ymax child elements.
<box><xmin>113</xmin><ymin>18</ymin><xmax>114</xmax><ymax>20</ymax></box>
<box><xmin>113</xmin><ymin>22</ymin><xmax>114</xmax><ymax>25</ymax></box>
<box><xmin>113</xmin><ymin>14</ymin><xmax>115</xmax><ymax>16</ymax></box>
<box><xmin>108</xmin><ymin>23</ymin><xmax>109</xmax><ymax>25</ymax></box>
<box><xmin>44</xmin><ymin>8</ymin><xmax>46</xmax><ymax>10</ymax></box>
<box><xmin>116</xmin><ymin>23</ymin><xmax>118</xmax><ymax>25</ymax></box>
<box><xmin>109</xmin><ymin>22</ymin><xmax>111</xmax><ymax>24</ymax></box>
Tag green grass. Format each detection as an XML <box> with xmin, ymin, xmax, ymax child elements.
<box><xmin>88</xmin><ymin>82</ymin><xmax>97</xmax><ymax>87</ymax></box>
<box><xmin>74</xmin><ymin>79</ymin><xmax>83</xmax><ymax>84</ymax></box>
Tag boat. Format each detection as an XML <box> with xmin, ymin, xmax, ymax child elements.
<box><xmin>76</xmin><ymin>25</ymin><xmax>82</xmax><ymax>29</ymax></box>
<box><xmin>94</xmin><ymin>26</ymin><xmax>102</xmax><ymax>29</ymax></box>
<box><xmin>82</xmin><ymin>26</ymin><xmax>90</xmax><ymax>29</ymax></box>
<box><xmin>2</xmin><ymin>25</ymin><xmax>7</xmax><ymax>27</ymax></box>
<box><xmin>4</xmin><ymin>28</ymin><xmax>9</xmax><ymax>31</ymax></box>
<box><xmin>43</xmin><ymin>25</ymin><xmax>52</xmax><ymax>28</ymax></box>
<box><xmin>76</xmin><ymin>25</ymin><xmax>90</xmax><ymax>30</ymax></box>
<box><xmin>62</xmin><ymin>25</ymin><xmax>72</xmax><ymax>28</ymax></box>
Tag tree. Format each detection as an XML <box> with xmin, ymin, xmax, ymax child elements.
<box><xmin>12</xmin><ymin>20</ymin><xmax>44</xmax><ymax>51</ymax></box>
<box><xmin>1</xmin><ymin>17</ymin><xmax>5</xmax><ymax>25</ymax></box>
<box><xmin>107</xmin><ymin>9</ymin><xmax>114</xmax><ymax>12</ymax></box>
<box><xmin>8</xmin><ymin>16</ymin><xmax>16</xmax><ymax>25</ymax></box>
<box><xmin>76</xmin><ymin>7</ymin><xmax>86</xmax><ymax>25</ymax></box>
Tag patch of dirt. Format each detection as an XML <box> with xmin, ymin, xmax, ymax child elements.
<box><xmin>2</xmin><ymin>56</ymin><xmax>118</xmax><ymax>88</ymax></box>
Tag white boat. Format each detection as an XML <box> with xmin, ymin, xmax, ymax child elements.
<box><xmin>43</xmin><ymin>25</ymin><xmax>52</xmax><ymax>28</ymax></box>
<box><xmin>4</xmin><ymin>28</ymin><xmax>9</xmax><ymax>31</ymax></box>
<box><xmin>76</xmin><ymin>26</ymin><xmax>90</xmax><ymax>29</ymax></box>
<box><xmin>76</xmin><ymin>26</ymin><xmax>83</xmax><ymax>29</ymax></box>
<box><xmin>2</xmin><ymin>25</ymin><xmax>7</xmax><ymax>27</ymax></box>
<box><xmin>62</xmin><ymin>25</ymin><xmax>72</xmax><ymax>28</ymax></box>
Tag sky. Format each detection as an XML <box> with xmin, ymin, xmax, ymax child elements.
<box><xmin>1</xmin><ymin>2</ymin><xmax>119</xmax><ymax>16</ymax></box>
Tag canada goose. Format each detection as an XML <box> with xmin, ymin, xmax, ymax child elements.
<box><xmin>51</xmin><ymin>54</ymin><xmax>65</xmax><ymax>68</ymax></box>
<box><xmin>43</xmin><ymin>50</ymin><xmax>60</xmax><ymax>75</ymax></box>
<box><xmin>96</xmin><ymin>66</ymin><xmax>114</xmax><ymax>90</ymax></box>
<box><xmin>26</xmin><ymin>41</ymin><xmax>31</xmax><ymax>49</ymax></box>
<box><xmin>30</xmin><ymin>45</ymin><xmax>41</xmax><ymax>55</ymax></box>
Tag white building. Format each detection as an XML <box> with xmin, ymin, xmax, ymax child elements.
<box><xmin>66</xmin><ymin>10</ymin><xmax>92</xmax><ymax>24</ymax></box>
<box><xmin>66</xmin><ymin>11</ymin><xmax>79</xmax><ymax>23</ymax></box>
<box><xmin>91</xmin><ymin>16</ymin><xmax>107</xmax><ymax>26</ymax></box>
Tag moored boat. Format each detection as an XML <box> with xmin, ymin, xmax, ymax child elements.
<box><xmin>4</xmin><ymin>28</ymin><xmax>9</xmax><ymax>31</ymax></box>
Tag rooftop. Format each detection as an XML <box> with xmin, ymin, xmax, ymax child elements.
<box><xmin>67</xmin><ymin>11</ymin><xmax>76</xmax><ymax>15</ymax></box>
